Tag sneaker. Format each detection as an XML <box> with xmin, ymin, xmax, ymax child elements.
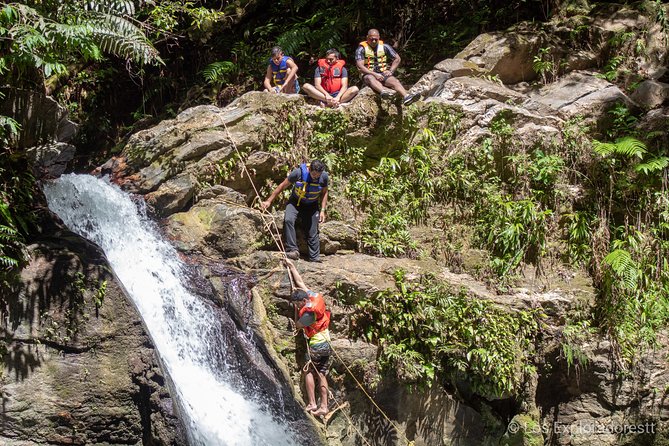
<box><xmin>380</xmin><ymin>90</ymin><xmax>396</xmax><ymax>99</ymax></box>
<box><xmin>286</xmin><ymin>251</ymin><xmax>300</xmax><ymax>260</ymax></box>
<box><xmin>402</xmin><ymin>93</ymin><xmax>420</xmax><ymax>106</ymax></box>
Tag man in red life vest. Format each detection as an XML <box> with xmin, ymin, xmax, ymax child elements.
<box><xmin>263</xmin><ymin>46</ymin><xmax>300</xmax><ymax>94</ymax></box>
<box><xmin>355</xmin><ymin>28</ymin><xmax>420</xmax><ymax>106</ymax></box>
<box><xmin>285</xmin><ymin>258</ymin><xmax>332</xmax><ymax>416</ymax></box>
<box><xmin>302</xmin><ymin>48</ymin><xmax>359</xmax><ymax>107</ymax></box>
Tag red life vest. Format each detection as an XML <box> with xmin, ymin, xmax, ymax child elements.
<box><xmin>317</xmin><ymin>59</ymin><xmax>346</xmax><ymax>94</ymax></box>
<box><xmin>298</xmin><ymin>292</ymin><xmax>331</xmax><ymax>338</ymax></box>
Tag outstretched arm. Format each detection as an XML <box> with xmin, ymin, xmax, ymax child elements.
<box><xmin>285</xmin><ymin>259</ymin><xmax>308</xmax><ymax>291</ymax></box>
<box><xmin>261</xmin><ymin>177</ymin><xmax>291</xmax><ymax>210</ymax></box>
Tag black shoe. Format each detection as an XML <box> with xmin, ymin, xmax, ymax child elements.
<box><xmin>286</xmin><ymin>251</ymin><xmax>300</xmax><ymax>260</ymax></box>
<box><xmin>306</xmin><ymin>258</ymin><xmax>322</xmax><ymax>263</ymax></box>
<box><xmin>402</xmin><ymin>93</ymin><xmax>420</xmax><ymax>106</ymax></box>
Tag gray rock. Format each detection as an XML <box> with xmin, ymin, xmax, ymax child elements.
<box><xmin>25</xmin><ymin>142</ymin><xmax>76</xmax><ymax>178</ymax></box>
<box><xmin>173</xmin><ymin>129</ymin><xmax>230</xmax><ymax>162</ymax></box>
<box><xmin>631</xmin><ymin>80</ymin><xmax>669</xmax><ymax>109</ymax></box>
<box><xmin>0</xmin><ymin>87</ymin><xmax>77</xmax><ymax>149</ymax></box>
<box><xmin>197</xmin><ymin>185</ymin><xmax>247</xmax><ymax>203</ymax></box>
<box><xmin>456</xmin><ymin>32</ymin><xmax>542</xmax><ymax>84</ymax></box>
<box><xmin>165</xmin><ymin>199</ymin><xmax>265</xmax><ymax>257</ymax></box>
<box><xmin>435</xmin><ymin>77</ymin><xmax>529</xmax><ymax>110</ymax></box>
<box><xmin>320</xmin><ymin>221</ymin><xmax>358</xmax><ymax>251</ymax></box>
<box><xmin>409</xmin><ymin>69</ymin><xmax>452</xmax><ymax>97</ymax></box>
<box><xmin>435</xmin><ymin>58</ymin><xmax>487</xmax><ymax>78</ymax></box>
<box><xmin>528</xmin><ymin>71</ymin><xmax>636</xmax><ymax>126</ymax></box>
<box><xmin>410</xmin><ymin>59</ymin><xmax>486</xmax><ymax>97</ymax></box>
<box><xmin>145</xmin><ymin>172</ymin><xmax>196</xmax><ymax>217</ymax></box>
<box><xmin>0</xmin><ymin>230</ymin><xmax>185</xmax><ymax>445</ymax></box>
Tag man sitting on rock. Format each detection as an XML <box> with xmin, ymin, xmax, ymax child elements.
<box><xmin>261</xmin><ymin>160</ymin><xmax>329</xmax><ymax>262</ymax></box>
<box><xmin>285</xmin><ymin>258</ymin><xmax>331</xmax><ymax>417</ymax></box>
<box><xmin>302</xmin><ymin>48</ymin><xmax>359</xmax><ymax>107</ymax></box>
<box><xmin>355</xmin><ymin>28</ymin><xmax>419</xmax><ymax>106</ymax></box>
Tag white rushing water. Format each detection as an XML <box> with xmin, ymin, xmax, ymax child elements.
<box><xmin>44</xmin><ymin>174</ymin><xmax>299</xmax><ymax>446</ymax></box>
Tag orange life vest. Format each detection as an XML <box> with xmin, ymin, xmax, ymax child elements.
<box><xmin>298</xmin><ymin>292</ymin><xmax>331</xmax><ymax>338</ymax></box>
<box><xmin>317</xmin><ymin>59</ymin><xmax>346</xmax><ymax>93</ymax></box>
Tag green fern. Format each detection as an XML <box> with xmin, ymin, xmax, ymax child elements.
<box><xmin>635</xmin><ymin>156</ymin><xmax>669</xmax><ymax>175</ymax></box>
<box><xmin>84</xmin><ymin>0</ymin><xmax>137</xmax><ymax>16</ymax></box>
<box><xmin>604</xmin><ymin>248</ymin><xmax>638</xmax><ymax>289</ymax></box>
<box><xmin>276</xmin><ymin>25</ymin><xmax>309</xmax><ymax>57</ymax></box>
<box><xmin>1</xmin><ymin>1</ymin><xmax>162</xmax><ymax>80</ymax></box>
<box><xmin>202</xmin><ymin>61</ymin><xmax>237</xmax><ymax>84</ymax></box>
<box><xmin>593</xmin><ymin>137</ymin><xmax>647</xmax><ymax>158</ymax></box>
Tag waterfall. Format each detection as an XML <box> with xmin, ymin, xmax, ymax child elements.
<box><xmin>43</xmin><ymin>174</ymin><xmax>300</xmax><ymax>446</ymax></box>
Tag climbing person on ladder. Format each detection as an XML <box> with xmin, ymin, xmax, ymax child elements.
<box><xmin>261</xmin><ymin>159</ymin><xmax>329</xmax><ymax>262</ymax></box>
<box><xmin>285</xmin><ymin>258</ymin><xmax>332</xmax><ymax>417</ymax></box>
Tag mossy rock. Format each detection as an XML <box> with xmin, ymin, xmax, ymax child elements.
<box><xmin>500</xmin><ymin>414</ymin><xmax>544</xmax><ymax>446</ymax></box>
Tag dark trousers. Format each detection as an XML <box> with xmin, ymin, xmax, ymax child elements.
<box><xmin>284</xmin><ymin>201</ymin><xmax>320</xmax><ymax>260</ymax></box>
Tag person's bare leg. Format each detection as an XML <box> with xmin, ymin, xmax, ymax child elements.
<box><xmin>304</xmin><ymin>371</ymin><xmax>317</xmax><ymax>411</ymax></box>
<box><xmin>302</xmin><ymin>83</ymin><xmax>328</xmax><ymax>102</ymax></box>
<box><xmin>383</xmin><ymin>76</ymin><xmax>408</xmax><ymax>97</ymax></box>
<box><xmin>340</xmin><ymin>86</ymin><xmax>359</xmax><ymax>103</ymax></box>
<box><xmin>312</xmin><ymin>372</ymin><xmax>329</xmax><ymax>416</ymax></box>
<box><xmin>363</xmin><ymin>74</ymin><xmax>385</xmax><ymax>94</ymax></box>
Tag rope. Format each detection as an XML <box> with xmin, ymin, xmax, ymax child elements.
<box><xmin>218</xmin><ymin>118</ymin><xmax>412</xmax><ymax>446</ymax></box>
<box><xmin>218</xmin><ymin>118</ymin><xmax>295</xmax><ymax>289</ymax></box>
<box><xmin>300</xmin><ymin>335</ymin><xmax>373</xmax><ymax>446</ymax></box>
<box><xmin>327</xmin><ymin>339</ymin><xmax>414</xmax><ymax>446</ymax></box>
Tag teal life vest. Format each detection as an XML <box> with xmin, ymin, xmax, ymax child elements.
<box><xmin>291</xmin><ymin>163</ymin><xmax>324</xmax><ymax>206</ymax></box>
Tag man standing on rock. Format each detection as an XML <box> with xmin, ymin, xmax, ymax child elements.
<box><xmin>261</xmin><ymin>160</ymin><xmax>329</xmax><ymax>262</ymax></box>
<box><xmin>355</xmin><ymin>28</ymin><xmax>420</xmax><ymax>106</ymax></box>
<box><xmin>285</xmin><ymin>258</ymin><xmax>331</xmax><ymax>417</ymax></box>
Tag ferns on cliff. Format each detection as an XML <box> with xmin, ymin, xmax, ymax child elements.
<box><xmin>0</xmin><ymin>1</ymin><xmax>162</xmax><ymax>83</ymax></box>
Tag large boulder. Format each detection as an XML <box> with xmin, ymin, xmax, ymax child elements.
<box><xmin>631</xmin><ymin>80</ymin><xmax>669</xmax><ymax>109</ymax></box>
<box><xmin>410</xmin><ymin>58</ymin><xmax>485</xmax><ymax>96</ymax></box>
<box><xmin>25</xmin><ymin>142</ymin><xmax>76</xmax><ymax>179</ymax></box>
<box><xmin>528</xmin><ymin>71</ymin><xmax>637</xmax><ymax>129</ymax></box>
<box><xmin>165</xmin><ymin>197</ymin><xmax>266</xmax><ymax>257</ymax></box>
<box><xmin>537</xmin><ymin>335</ymin><xmax>669</xmax><ymax>446</ymax></box>
<box><xmin>0</xmin><ymin>229</ymin><xmax>185</xmax><ymax>445</ymax></box>
<box><xmin>455</xmin><ymin>32</ymin><xmax>543</xmax><ymax>84</ymax></box>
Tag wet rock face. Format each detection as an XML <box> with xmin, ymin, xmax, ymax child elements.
<box><xmin>0</xmin><ymin>228</ymin><xmax>186</xmax><ymax>446</ymax></box>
